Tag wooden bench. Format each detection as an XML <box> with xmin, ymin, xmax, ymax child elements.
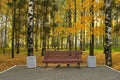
<box><xmin>42</xmin><ymin>51</ymin><xmax>83</xmax><ymax>67</ymax></box>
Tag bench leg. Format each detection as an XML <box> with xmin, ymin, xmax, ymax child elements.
<box><xmin>56</xmin><ymin>64</ymin><xmax>61</xmax><ymax>68</ymax></box>
<box><xmin>77</xmin><ymin>63</ymin><xmax>80</xmax><ymax>68</ymax></box>
<box><xmin>45</xmin><ymin>63</ymin><xmax>48</xmax><ymax>68</ymax></box>
<box><xmin>67</xmin><ymin>64</ymin><xmax>70</xmax><ymax>67</ymax></box>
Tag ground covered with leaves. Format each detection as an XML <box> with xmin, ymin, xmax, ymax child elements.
<box><xmin>0</xmin><ymin>51</ymin><xmax>120</xmax><ymax>72</ymax></box>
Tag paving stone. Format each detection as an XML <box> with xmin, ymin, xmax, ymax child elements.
<box><xmin>0</xmin><ymin>66</ymin><xmax>120</xmax><ymax>80</ymax></box>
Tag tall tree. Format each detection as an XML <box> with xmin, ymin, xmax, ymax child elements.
<box><xmin>12</xmin><ymin>0</ymin><xmax>16</xmax><ymax>58</ymax></box>
<box><xmin>90</xmin><ymin>0</ymin><xmax>94</xmax><ymax>56</ymax></box>
<box><xmin>41</xmin><ymin>0</ymin><xmax>51</xmax><ymax>55</ymax></box>
<box><xmin>41</xmin><ymin>0</ymin><xmax>49</xmax><ymax>56</ymax></box>
<box><xmin>27</xmin><ymin>0</ymin><xmax>34</xmax><ymax>56</ymax></box>
<box><xmin>51</xmin><ymin>0</ymin><xmax>58</xmax><ymax>50</ymax></box>
<box><xmin>16</xmin><ymin>0</ymin><xmax>22</xmax><ymax>54</ymax></box>
<box><xmin>3</xmin><ymin>0</ymin><xmax>9</xmax><ymax>54</ymax></box>
<box><xmin>104</xmin><ymin>0</ymin><xmax>113</xmax><ymax>67</ymax></box>
<box><xmin>74</xmin><ymin>0</ymin><xmax>77</xmax><ymax>50</ymax></box>
<box><xmin>34</xmin><ymin>0</ymin><xmax>40</xmax><ymax>52</ymax></box>
<box><xmin>68</xmin><ymin>2</ymin><xmax>72</xmax><ymax>51</ymax></box>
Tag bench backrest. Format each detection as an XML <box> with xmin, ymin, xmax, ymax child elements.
<box><xmin>44</xmin><ymin>51</ymin><xmax>82</xmax><ymax>59</ymax></box>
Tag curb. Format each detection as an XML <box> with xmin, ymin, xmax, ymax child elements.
<box><xmin>0</xmin><ymin>65</ymin><xmax>16</xmax><ymax>73</ymax></box>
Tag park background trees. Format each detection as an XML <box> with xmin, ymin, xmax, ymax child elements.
<box><xmin>0</xmin><ymin>0</ymin><xmax>120</xmax><ymax>66</ymax></box>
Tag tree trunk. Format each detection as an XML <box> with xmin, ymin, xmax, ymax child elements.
<box><xmin>41</xmin><ymin>0</ymin><xmax>48</xmax><ymax>56</ymax></box>
<box><xmin>35</xmin><ymin>22</ymin><xmax>38</xmax><ymax>52</ymax></box>
<box><xmin>82</xmin><ymin>30</ymin><xmax>86</xmax><ymax>51</ymax></box>
<box><xmin>3</xmin><ymin>15</ymin><xmax>8</xmax><ymax>54</ymax></box>
<box><xmin>39</xmin><ymin>24</ymin><xmax>42</xmax><ymax>48</ymax></box>
<box><xmin>35</xmin><ymin>14</ymin><xmax>39</xmax><ymax>52</ymax></box>
<box><xmin>1</xmin><ymin>26</ymin><xmax>3</xmax><ymax>49</ymax></box>
<box><xmin>68</xmin><ymin>8</ymin><xmax>72</xmax><ymax>51</ymax></box>
<box><xmin>57</xmin><ymin>36</ymin><xmax>60</xmax><ymax>50</ymax></box>
<box><xmin>41</xmin><ymin>30</ymin><xmax>46</xmax><ymax>56</ymax></box>
<box><xmin>47</xmin><ymin>36</ymin><xmax>50</xmax><ymax>49</ymax></box>
<box><xmin>16</xmin><ymin>2</ymin><xmax>21</xmax><ymax>54</ymax></box>
<box><xmin>89</xmin><ymin>0</ymin><xmax>94</xmax><ymax>56</ymax></box>
<box><xmin>27</xmin><ymin>0</ymin><xmax>34</xmax><ymax>56</ymax></box>
<box><xmin>74</xmin><ymin>0</ymin><xmax>77</xmax><ymax>50</ymax></box>
<box><xmin>104</xmin><ymin>0</ymin><xmax>113</xmax><ymax>67</ymax></box>
<box><xmin>12</xmin><ymin>0</ymin><xmax>16</xmax><ymax>58</ymax></box>
<box><xmin>61</xmin><ymin>37</ymin><xmax>64</xmax><ymax>49</ymax></box>
<box><xmin>80</xmin><ymin>31</ymin><xmax>82</xmax><ymax>50</ymax></box>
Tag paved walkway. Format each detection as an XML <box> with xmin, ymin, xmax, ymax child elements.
<box><xmin>0</xmin><ymin>66</ymin><xmax>120</xmax><ymax>80</ymax></box>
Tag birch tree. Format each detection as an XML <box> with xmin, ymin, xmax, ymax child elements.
<box><xmin>104</xmin><ymin>0</ymin><xmax>113</xmax><ymax>67</ymax></box>
<box><xmin>27</xmin><ymin>0</ymin><xmax>34</xmax><ymax>56</ymax></box>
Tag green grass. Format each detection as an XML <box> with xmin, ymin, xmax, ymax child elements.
<box><xmin>112</xmin><ymin>47</ymin><xmax>120</xmax><ymax>52</ymax></box>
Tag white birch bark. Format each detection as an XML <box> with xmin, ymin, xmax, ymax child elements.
<box><xmin>104</xmin><ymin>0</ymin><xmax>113</xmax><ymax>67</ymax></box>
<box><xmin>27</xmin><ymin>0</ymin><xmax>34</xmax><ymax>56</ymax></box>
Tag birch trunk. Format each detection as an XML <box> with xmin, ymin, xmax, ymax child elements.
<box><xmin>104</xmin><ymin>0</ymin><xmax>113</xmax><ymax>67</ymax></box>
<box><xmin>27</xmin><ymin>0</ymin><xmax>34</xmax><ymax>56</ymax></box>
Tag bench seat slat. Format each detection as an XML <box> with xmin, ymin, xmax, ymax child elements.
<box><xmin>43</xmin><ymin>59</ymin><xmax>83</xmax><ymax>63</ymax></box>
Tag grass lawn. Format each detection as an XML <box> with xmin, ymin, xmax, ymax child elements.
<box><xmin>0</xmin><ymin>50</ymin><xmax>120</xmax><ymax>72</ymax></box>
